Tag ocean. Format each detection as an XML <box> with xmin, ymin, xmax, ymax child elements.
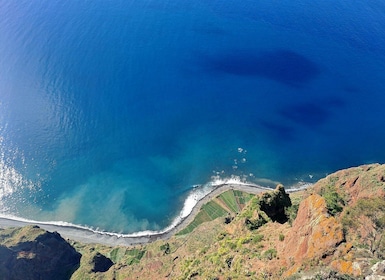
<box><xmin>1</xmin><ymin>0</ymin><xmax>385</xmax><ymax>234</ymax></box>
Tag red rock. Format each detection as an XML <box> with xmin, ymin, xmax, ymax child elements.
<box><xmin>283</xmin><ymin>194</ymin><xmax>344</xmax><ymax>276</ymax></box>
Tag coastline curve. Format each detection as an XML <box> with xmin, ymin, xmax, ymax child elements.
<box><xmin>0</xmin><ymin>182</ymin><xmax>311</xmax><ymax>246</ymax></box>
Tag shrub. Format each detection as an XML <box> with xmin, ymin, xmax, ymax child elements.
<box><xmin>324</xmin><ymin>191</ymin><xmax>345</xmax><ymax>215</ymax></box>
<box><xmin>263</xmin><ymin>248</ymin><xmax>277</xmax><ymax>260</ymax></box>
<box><xmin>285</xmin><ymin>203</ymin><xmax>299</xmax><ymax>225</ymax></box>
<box><xmin>160</xmin><ymin>243</ymin><xmax>170</xmax><ymax>255</ymax></box>
<box><xmin>320</xmin><ymin>185</ymin><xmax>345</xmax><ymax>216</ymax></box>
<box><xmin>252</xmin><ymin>234</ymin><xmax>264</xmax><ymax>244</ymax></box>
<box><xmin>217</xmin><ymin>232</ymin><xmax>228</xmax><ymax>241</ymax></box>
<box><xmin>279</xmin><ymin>233</ymin><xmax>285</xmax><ymax>241</ymax></box>
<box><xmin>237</xmin><ymin>237</ymin><xmax>251</xmax><ymax>247</ymax></box>
<box><xmin>342</xmin><ymin>198</ymin><xmax>385</xmax><ymax>258</ymax></box>
<box><xmin>245</xmin><ymin>215</ymin><xmax>268</xmax><ymax>230</ymax></box>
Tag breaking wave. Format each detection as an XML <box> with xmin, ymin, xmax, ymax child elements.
<box><xmin>0</xmin><ymin>175</ymin><xmax>299</xmax><ymax>240</ymax></box>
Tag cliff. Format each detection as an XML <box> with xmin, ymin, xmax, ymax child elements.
<box><xmin>1</xmin><ymin>164</ymin><xmax>385</xmax><ymax>279</ymax></box>
<box><xmin>0</xmin><ymin>225</ymin><xmax>81</xmax><ymax>280</ymax></box>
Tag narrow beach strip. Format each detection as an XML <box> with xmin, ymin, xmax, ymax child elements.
<box><xmin>0</xmin><ymin>182</ymin><xmax>310</xmax><ymax>247</ymax></box>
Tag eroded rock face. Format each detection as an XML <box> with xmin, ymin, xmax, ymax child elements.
<box><xmin>313</xmin><ymin>164</ymin><xmax>385</xmax><ymax>204</ymax></box>
<box><xmin>0</xmin><ymin>226</ymin><xmax>81</xmax><ymax>280</ymax></box>
<box><xmin>283</xmin><ymin>194</ymin><xmax>345</xmax><ymax>275</ymax></box>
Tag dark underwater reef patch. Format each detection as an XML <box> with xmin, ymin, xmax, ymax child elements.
<box><xmin>200</xmin><ymin>49</ymin><xmax>320</xmax><ymax>86</ymax></box>
<box><xmin>260</xmin><ymin>97</ymin><xmax>346</xmax><ymax>142</ymax></box>
<box><xmin>279</xmin><ymin>102</ymin><xmax>329</xmax><ymax>127</ymax></box>
<box><xmin>278</xmin><ymin>97</ymin><xmax>345</xmax><ymax>127</ymax></box>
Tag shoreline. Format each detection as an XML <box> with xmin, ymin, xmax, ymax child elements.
<box><xmin>0</xmin><ymin>182</ymin><xmax>311</xmax><ymax>247</ymax></box>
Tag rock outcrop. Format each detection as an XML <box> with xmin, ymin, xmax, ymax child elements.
<box><xmin>283</xmin><ymin>194</ymin><xmax>345</xmax><ymax>276</ymax></box>
<box><xmin>0</xmin><ymin>225</ymin><xmax>81</xmax><ymax>280</ymax></box>
<box><xmin>89</xmin><ymin>252</ymin><xmax>114</xmax><ymax>273</ymax></box>
<box><xmin>259</xmin><ymin>184</ymin><xmax>291</xmax><ymax>222</ymax></box>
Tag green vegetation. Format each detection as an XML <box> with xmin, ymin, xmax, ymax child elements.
<box><xmin>323</xmin><ymin>190</ymin><xmax>345</xmax><ymax>216</ymax></box>
<box><xmin>233</xmin><ymin>190</ymin><xmax>254</xmax><ymax>205</ymax></box>
<box><xmin>218</xmin><ymin>191</ymin><xmax>240</xmax><ymax>213</ymax></box>
<box><xmin>177</xmin><ymin>200</ymin><xmax>227</xmax><ymax>235</ymax></box>
<box><xmin>342</xmin><ymin>197</ymin><xmax>385</xmax><ymax>258</ymax></box>
<box><xmin>177</xmin><ymin>210</ymin><xmax>212</xmax><ymax>235</ymax></box>
<box><xmin>285</xmin><ymin>203</ymin><xmax>299</xmax><ymax>225</ymax></box>
<box><xmin>160</xmin><ymin>242</ymin><xmax>171</xmax><ymax>255</ymax></box>
<box><xmin>109</xmin><ymin>247</ymin><xmax>145</xmax><ymax>265</ymax></box>
<box><xmin>218</xmin><ymin>190</ymin><xmax>254</xmax><ymax>213</ymax></box>
<box><xmin>177</xmin><ymin>190</ymin><xmax>254</xmax><ymax>235</ymax></box>
<box><xmin>245</xmin><ymin>214</ymin><xmax>268</xmax><ymax>231</ymax></box>
<box><xmin>240</xmin><ymin>196</ymin><xmax>260</xmax><ymax>219</ymax></box>
<box><xmin>217</xmin><ymin>231</ymin><xmax>228</xmax><ymax>241</ymax></box>
<box><xmin>259</xmin><ymin>184</ymin><xmax>292</xmax><ymax>222</ymax></box>
<box><xmin>240</xmin><ymin>185</ymin><xmax>292</xmax><ymax>231</ymax></box>
<box><xmin>252</xmin><ymin>234</ymin><xmax>264</xmax><ymax>244</ymax></box>
<box><xmin>202</xmin><ymin>200</ymin><xmax>228</xmax><ymax>220</ymax></box>
<box><xmin>279</xmin><ymin>233</ymin><xmax>285</xmax><ymax>241</ymax></box>
<box><xmin>109</xmin><ymin>247</ymin><xmax>124</xmax><ymax>263</ymax></box>
<box><xmin>263</xmin><ymin>248</ymin><xmax>277</xmax><ymax>260</ymax></box>
<box><xmin>320</xmin><ymin>179</ymin><xmax>346</xmax><ymax>216</ymax></box>
<box><xmin>179</xmin><ymin>258</ymin><xmax>202</xmax><ymax>280</ymax></box>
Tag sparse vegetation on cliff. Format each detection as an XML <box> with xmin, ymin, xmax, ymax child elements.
<box><xmin>1</xmin><ymin>164</ymin><xmax>385</xmax><ymax>279</ymax></box>
<box><xmin>319</xmin><ymin>182</ymin><xmax>346</xmax><ymax>216</ymax></box>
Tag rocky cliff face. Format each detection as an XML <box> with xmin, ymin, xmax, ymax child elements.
<box><xmin>0</xmin><ymin>225</ymin><xmax>81</xmax><ymax>280</ymax></box>
<box><xmin>1</xmin><ymin>164</ymin><xmax>385</xmax><ymax>280</ymax></box>
<box><xmin>282</xmin><ymin>194</ymin><xmax>345</xmax><ymax>276</ymax></box>
<box><xmin>281</xmin><ymin>164</ymin><xmax>385</xmax><ymax>278</ymax></box>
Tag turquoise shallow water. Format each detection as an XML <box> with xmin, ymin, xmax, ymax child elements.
<box><xmin>1</xmin><ymin>0</ymin><xmax>385</xmax><ymax>233</ymax></box>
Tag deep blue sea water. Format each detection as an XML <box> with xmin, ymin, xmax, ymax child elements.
<box><xmin>1</xmin><ymin>0</ymin><xmax>385</xmax><ymax>233</ymax></box>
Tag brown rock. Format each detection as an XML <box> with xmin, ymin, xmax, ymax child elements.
<box><xmin>312</xmin><ymin>164</ymin><xmax>385</xmax><ymax>204</ymax></box>
<box><xmin>330</xmin><ymin>259</ymin><xmax>361</xmax><ymax>277</ymax></box>
<box><xmin>283</xmin><ymin>194</ymin><xmax>345</xmax><ymax>276</ymax></box>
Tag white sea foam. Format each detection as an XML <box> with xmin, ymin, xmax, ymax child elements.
<box><xmin>286</xmin><ymin>182</ymin><xmax>313</xmax><ymax>193</ymax></box>
<box><xmin>0</xmin><ymin>186</ymin><xmax>211</xmax><ymax>238</ymax></box>
<box><xmin>0</xmin><ymin>175</ymin><xmax>312</xmax><ymax>239</ymax></box>
<box><xmin>210</xmin><ymin>175</ymin><xmax>250</xmax><ymax>186</ymax></box>
<box><xmin>0</xmin><ymin>178</ymin><xmax>234</xmax><ymax>238</ymax></box>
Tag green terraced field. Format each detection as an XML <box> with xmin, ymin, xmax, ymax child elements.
<box><xmin>109</xmin><ymin>247</ymin><xmax>146</xmax><ymax>265</ymax></box>
<box><xmin>177</xmin><ymin>190</ymin><xmax>256</xmax><ymax>236</ymax></box>
<box><xmin>233</xmin><ymin>190</ymin><xmax>254</xmax><ymax>205</ymax></box>
<box><xmin>218</xmin><ymin>191</ymin><xmax>240</xmax><ymax>213</ymax></box>
<box><xmin>201</xmin><ymin>200</ymin><xmax>228</xmax><ymax>219</ymax></box>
